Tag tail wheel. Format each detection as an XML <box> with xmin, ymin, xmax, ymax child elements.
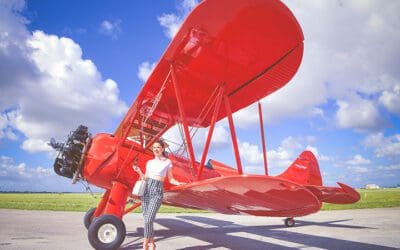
<box><xmin>84</xmin><ymin>207</ymin><xmax>97</xmax><ymax>230</ymax></box>
<box><xmin>284</xmin><ymin>217</ymin><xmax>295</xmax><ymax>227</ymax></box>
<box><xmin>88</xmin><ymin>214</ymin><xmax>126</xmax><ymax>250</ymax></box>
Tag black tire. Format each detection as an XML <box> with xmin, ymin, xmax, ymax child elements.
<box><xmin>284</xmin><ymin>217</ymin><xmax>295</xmax><ymax>227</ymax></box>
<box><xmin>84</xmin><ymin>207</ymin><xmax>97</xmax><ymax>230</ymax></box>
<box><xmin>88</xmin><ymin>214</ymin><xmax>126</xmax><ymax>250</ymax></box>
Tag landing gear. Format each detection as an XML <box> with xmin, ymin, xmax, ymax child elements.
<box><xmin>84</xmin><ymin>207</ymin><xmax>97</xmax><ymax>229</ymax></box>
<box><xmin>284</xmin><ymin>217</ymin><xmax>295</xmax><ymax>227</ymax></box>
<box><xmin>88</xmin><ymin>214</ymin><xmax>126</xmax><ymax>250</ymax></box>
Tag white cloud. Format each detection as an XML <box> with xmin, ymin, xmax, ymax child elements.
<box><xmin>306</xmin><ymin>145</ymin><xmax>330</xmax><ymax>162</ymax></box>
<box><xmin>346</xmin><ymin>154</ymin><xmax>371</xmax><ymax>165</ymax></box>
<box><xmin>0</xmin><ymin>2</ymin><xmax>128</xmax><ymax>152</ymax></box>
<box><xmin>335</xmin><ymin>95</ymin><xmax>385</xmax><ymax>131</ymax></box>
<box><xmin>157</xmin><ymin>0</ymin><xmax>199</xmax><ymax>39</ymax></box>
<box><xmin>0</xmin><ymin>0</ymin><xmax>37</xmax><ymax>110</ymax></box>
<box><xmin>197</xmin><ymin>124</ymin><xmax>231</xmax><ymax>159</ymax></box>
<box><xmin>281</xmin><ymin>136</ymin><xmax>303</xmax><ymax>151</ymax></box>
<box><xmin>99</xmin><ymin>19</ymin><xmax>122</xmax><ymax>40</ymax></box>
<box><xmin>138</xmin><ymin>61</ymin><xmax>156</xmax><ymax>82</ymax></box>
<box><xmin>0</xmin><ymin>155</ymin><xmax>52</xmax><ymax>183</ymax></box>
<box><xmin>0</xmin><ymin>155</ymin><xmax>88</xmax><ymax>192</ymax></box>
<box><xmin>258</xmin><ymin>137</ymin><xmax>331</xmax><ymax>174</ymax></box>
<box><xmin>233</xmin><ymin>103</ymin><xmax>259</xmax><ymax>129</ymax></box>
<box><xmin>348</xmin><ymin>166</ymin><xmax>369</xmax><ymax>173</ymax></box>
<box><xmin>267</xmin><ymin>149</ymin><xmax>292</xmax><ymax>170</ymax></box>
<box><xmin>242</xmin><ymin>137</ymin><xmax>304</xmax><ymax>172</ymax></box>
<box><xmin>379</xmin><ymin>84</ymin><xmax>400</xmax><ymax>115</ymax></box>
<box><xmin>268</xmin><ymin>137</ymin><xmax>304</xmax><ymax>170</ymax></box>
<box><xmin>206</xmin><ymin>125</ymin><xmax>229</xmax><ymax>146</ymax></box>
<box><xmin>233</xmin><ymin>1</ymin><xmax>400</xmax><ymax>131</ymax></box>
<box><xmin>239</xmin><ymin>142</ymin><xmax>263</xmax><ymax>165</ymax></box>
<box><xmin>363</xmin><ymin>133</ymin><xmax>400</xmax><ymax>158</ymax></box>
<box><xmin>21</xmin><ymin>138</ymin><xmax>53</xmax><ymax>153</ymax></box>
<box><xmin>305</xmin><ymin>136</ymin><xmax>317</xmax><ymax>144</ymax></box>
<box><xmin>0</xmin><ymin>112</ymin><xmax>18</xmax><ymax>140</ymax></box>
<box><xmin>157</xmin><ymin>14</ymin><xmax>181</xmax><ymax>39</ymax></box>
<box><xmin>378</xmin><ymin>164</ymin><xmax>400</xmax><ymax>171</ymax></box>
<box><xmin>180</xmin><ymin>0</ymin><xmax>199</xmax><ymax>13</ymax></box>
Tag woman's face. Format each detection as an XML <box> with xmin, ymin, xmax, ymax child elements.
<box><xmin>152</xmin><ymin>142</ymin><xmax>164</xmax><ymax>158</ymax></box>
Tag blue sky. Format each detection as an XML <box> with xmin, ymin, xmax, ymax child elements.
<box><xmin>1</xmin><ymin>0</ymin><xmax>399</xmax><ymax>192</ymax></box>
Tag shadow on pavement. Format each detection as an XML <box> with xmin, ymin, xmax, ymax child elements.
<box><xmin>122</xmin><ymin>215</ymin><xmax>391</xmax><ymax>250</ymax></box>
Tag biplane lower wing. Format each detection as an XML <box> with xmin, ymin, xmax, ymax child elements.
<box><xmin>164</xmin><ymin>175</ymin><xmax>321</xmax><ymax>217</ymax></box>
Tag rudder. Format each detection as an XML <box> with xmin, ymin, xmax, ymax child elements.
<box><xmin>277</xmin><ymin>150</ymin><xmax>322</xmax><ymax>186</ymax></box>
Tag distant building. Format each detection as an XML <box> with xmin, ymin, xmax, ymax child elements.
<box><xmin>365</xmin><ymin>184</ymin><xmax>380</xmax><ymax>189</ymax></box>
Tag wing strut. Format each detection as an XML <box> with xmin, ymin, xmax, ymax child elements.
<box><xmin>197</xmin><ymin>85</ymin><xmax>225</xmax><ymax>179</ymax></box>
<box><xmin>170</xmin><ymin>64</ymin><xmax>197</xmax><ymax>174</ymax></box>
<box><xmin>258</xmin><ymin>101</ymin><xmax>268</xmax><ymax>175</ymax></box>
<box><xmin>224</xmin><ymin>94</ymin><xmax>243</xmax><ymax>174</ymax></box>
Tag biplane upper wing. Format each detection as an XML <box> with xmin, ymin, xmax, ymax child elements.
<box><xmin>114</xmin><ymin>0</ymin><xmax>304</xmax><ymax>140</ymax></box>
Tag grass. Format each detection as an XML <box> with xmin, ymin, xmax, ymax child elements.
<box><xmin>0</xmin><ymin>188</ymin><xmax>399</xmax><ymax>212</ymax></box>
<box><xmin>322</xmin><ymin>188</ymin><xmax>400</xmax><ymax>210</ymax></box>
<box><xmin>0</xmin><ymin>193</ymin><xmax>204</xmax><ymax>213</ymax></box>
<box><xmin>0</xmin><ymin>193</ymin><xmax>100</xmax><ymax>212</ymax></box>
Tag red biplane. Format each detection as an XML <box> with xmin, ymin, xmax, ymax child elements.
<box><xmin>50</xmin><ymin>0</ymin><xmax>360</xmax><ymax>249</ymax></box>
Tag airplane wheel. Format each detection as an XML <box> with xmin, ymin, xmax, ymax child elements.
<box><xmin>88</xmin><ymin>214</ymin><xmax>126</xmax><ymax>250</ymax></box>
<box><xmin>284</xmin><ymin>218</ymin><xmax>295</xmax><ymax>227</ymax></box>
<box><xmin>84</xmin><ymin>207</ymin><xmax>97</xmax><ymax>230</ymax></box>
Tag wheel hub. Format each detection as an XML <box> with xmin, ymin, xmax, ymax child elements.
<box><xmin>98</xmin><ymin>223</ymin><xmax>117</xmax><ymax>243</ymax></box>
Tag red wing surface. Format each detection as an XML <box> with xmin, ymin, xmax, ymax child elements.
<box><xmin>115</xmin><ymin>0</ymin><xmax>304</xmax><ymax>138</ymax></box>
<box><xmin>164</xmin><ymin>175</ymin><xmax>321</xmax><ymax>217</ymax></box>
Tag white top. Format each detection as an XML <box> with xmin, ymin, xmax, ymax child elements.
<box><xmin>145</xmin><ymin>158</ymin><xmax>172</xmax><ymax>178</ymax></box>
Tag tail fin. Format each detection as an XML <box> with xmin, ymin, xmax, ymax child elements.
<box><xmin>277</xmin><ymin>150</ymin><xmax>322</xmax><ymax>186</ymax></box>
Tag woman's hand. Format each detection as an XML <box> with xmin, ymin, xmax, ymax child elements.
<box><xmin>167</xmin><ymin>168</ymin><xmax>186</xmax><ymax>186</ymax></box>
<box><xmin>133</xmin><ymin>164</ymin><xmax>145</xmax><ymax>180</ymax></box>
<box><xmin>173</xmin><ymin>179</ymin><xmax>186</xmax><ymax>186</ymax></box>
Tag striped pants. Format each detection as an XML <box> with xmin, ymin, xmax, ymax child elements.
<box><xmin>141</xmin><ymin>178</ymin><xmax>163</xmax><ymax>238</ymax></box>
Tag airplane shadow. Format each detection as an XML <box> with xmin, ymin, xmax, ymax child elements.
<box><xmin>121</xmin><ymin>215</ymin><xmax>391</xmax><ymax>250</ymax></box>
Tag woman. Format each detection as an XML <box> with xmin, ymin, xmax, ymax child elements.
<box><xmin>133</xmin><ymin>140</ymin><xmax>184</xmax><ymax>250</ymax></box>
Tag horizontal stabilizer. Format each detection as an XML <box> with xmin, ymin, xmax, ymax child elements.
<box><xmin>305</xmin><ymin>182</ymin><xmax>360</xmax><ymax>204</ymax></box>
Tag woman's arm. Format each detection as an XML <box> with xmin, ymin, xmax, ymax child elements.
<box><xmin>133</xmin><ymin>164</ymin><xmax>145</xmax><ymax>180</ymax></box>
<box><xmin>167</xmin><ymin>168</ymin><xmax>183</xmax><ymax>186</ymax></box>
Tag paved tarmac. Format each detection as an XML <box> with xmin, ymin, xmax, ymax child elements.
<box><xmin>0</xmin><ymin>207</ymin><xmax>399</xmax><ymax>250</ymax></box>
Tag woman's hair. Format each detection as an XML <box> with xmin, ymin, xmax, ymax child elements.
<box><xmin>155</xmin><ymin>139</ymin><xmax>166</xmax><ymax>148</ymax></box>
<box><xmin>154</xmin><ymin>139</ymin><xmax>168</xmax><ymax>157</ymax></box>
